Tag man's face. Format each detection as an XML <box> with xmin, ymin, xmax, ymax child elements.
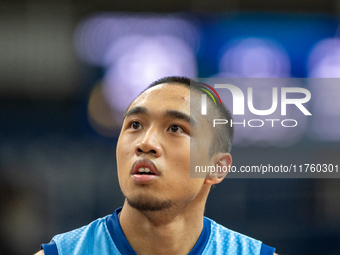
<box><xmin>116</xmin><ymin>83</ymin><xmax>213</xmax><ymax>212</ymax></box>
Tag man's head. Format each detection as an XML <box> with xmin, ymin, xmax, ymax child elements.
<box><xmin>116</xmin><ymin>76</ymin><xmax>233</xmax><ymax>213</ymax></box>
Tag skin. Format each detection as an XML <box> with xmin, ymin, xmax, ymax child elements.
<box><xmin>35</xmin><ymin>83</ymin><xmax>278</xmax><ymax>255</ymax></box>
<box><xmin>117</xmin><ymin>83</ymin><xmax>230</xmax><ymax>255</ymax></box>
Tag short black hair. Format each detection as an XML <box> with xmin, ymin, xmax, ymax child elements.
<box><xmin>145</xmin><ymin>76</ymin><xmax>234</xmax><ymax>156</ymax></box>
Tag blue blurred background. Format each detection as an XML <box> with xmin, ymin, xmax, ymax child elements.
<box><xmin>0</xmin><ymin>1</ymin><xmax>340</xmax><ymax>254</ymax></box>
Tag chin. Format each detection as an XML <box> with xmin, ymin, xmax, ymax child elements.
<box><xmin>125</xmin><ymin>194</ymin><xmax>172</xmax><ymax>212</ymax></box>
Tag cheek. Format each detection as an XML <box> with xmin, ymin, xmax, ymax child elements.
<box><xmin>116</xmin><ymin>141</ymin><xmax>130</xmax><ymax>173</ymax></box>
<box><xmin>175</xmin><ymin>178</ymin><xmax>205</xmax><ymax>202</ymax></box>
<box><xmin>117</xmin><ymin>137</ymin><xmax>132</xmax><ymax>157</ymax></box>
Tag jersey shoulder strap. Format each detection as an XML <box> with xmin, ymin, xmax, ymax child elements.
<box><xmin>202</xmin><ymin>218</ymin><xmax>275</xmax><ymax>255</ymax></box>
<box><xmin>51</xmin><ymin>215</ymin><xmax>119</xmax><ymax>255</ymax></box>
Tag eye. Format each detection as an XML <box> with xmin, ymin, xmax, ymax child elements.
<box><xmin>168</xmin><ymin>124</ymin><xmax>184</xmax><ymax>133</ymax></box>
<box><xmin>130</xmin><ymin>121</ymin><xmax>143</xmax><ymax>130</ymax></box>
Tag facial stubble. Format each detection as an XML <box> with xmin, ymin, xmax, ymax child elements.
<box><xmin>125</xmin><ymin>193</ymin><xmax>173</xmax><ymax>212</ymax></box>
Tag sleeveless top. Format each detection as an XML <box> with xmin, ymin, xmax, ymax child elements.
<box><xmin>41</xmin><ymin>207</ymin><xmax>275</xmax><ymax>255</ymax></box>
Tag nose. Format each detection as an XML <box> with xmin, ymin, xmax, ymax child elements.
<box><xmin>135</xmin><ymin>127</ymin><xmax>162</xmax><ymax>157</ymax></box>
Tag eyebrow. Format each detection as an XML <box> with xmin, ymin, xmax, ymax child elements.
<box><xmin>124</xmin><ymin>107</ymin><xmax>195</xmax><ymax>126</ymax></box>
<box><xmin>124</xmin><ymin>106</ymin><xmax>148</xmax><ymax>119</ymax></box>
<box><xmin>164</xmin><ymin>110</ymin><xmax>195</xmax><ymax>126</ymax></box>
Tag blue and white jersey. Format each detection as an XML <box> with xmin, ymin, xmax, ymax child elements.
<box><xmin>41</xmin><ymin>208</ymin><xmax>275</xmax><ymax>255</ymax></box>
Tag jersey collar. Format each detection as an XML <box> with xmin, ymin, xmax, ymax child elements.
<box><xmin>106</xmin><ymin>207</ymin><xmax>211</xmax><ymax>255</ymax></box>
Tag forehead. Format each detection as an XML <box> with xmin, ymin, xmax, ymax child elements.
<box><xmin>128</xmin><ymin>83</ymin><xmax>190</xmax><ymax>111</ymax></box>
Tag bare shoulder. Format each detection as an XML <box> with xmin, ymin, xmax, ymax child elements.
<box><xmin>274</xmin><ymin>253</ymin><xmax>279</xmax><ymax>255</ymax></box>
<box><xmin>34</xmin><ymin>250</ymin><xmax>45</xmax><ymax>255</ymax></box>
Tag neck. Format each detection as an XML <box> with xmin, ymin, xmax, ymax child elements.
<box><xmin>119</xmin><ymin>196</ymin><xmax>207</xmax><ymax>255</ymax></box>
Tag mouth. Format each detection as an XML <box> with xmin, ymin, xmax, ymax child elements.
<box><xmin>130</xmin><ymin>158</ymin><xmax>160</xmax><ymax>182</ymax></box>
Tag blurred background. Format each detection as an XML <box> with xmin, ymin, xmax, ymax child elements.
<box><xmin>1</xmin><ymin>0</ymin><xmax>340</xmax><ymax>254</ymax></box>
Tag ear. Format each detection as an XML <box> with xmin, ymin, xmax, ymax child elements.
<box><xmin>204</xmin><ymin>152</ymin><xmax>232</xmax><ymax>185</ymax></box>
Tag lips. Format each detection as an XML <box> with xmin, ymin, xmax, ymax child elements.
<box><xmin>130</xmin><ymin>158</ymin><xmax>160</xmax><ymax>183</ymax></box>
